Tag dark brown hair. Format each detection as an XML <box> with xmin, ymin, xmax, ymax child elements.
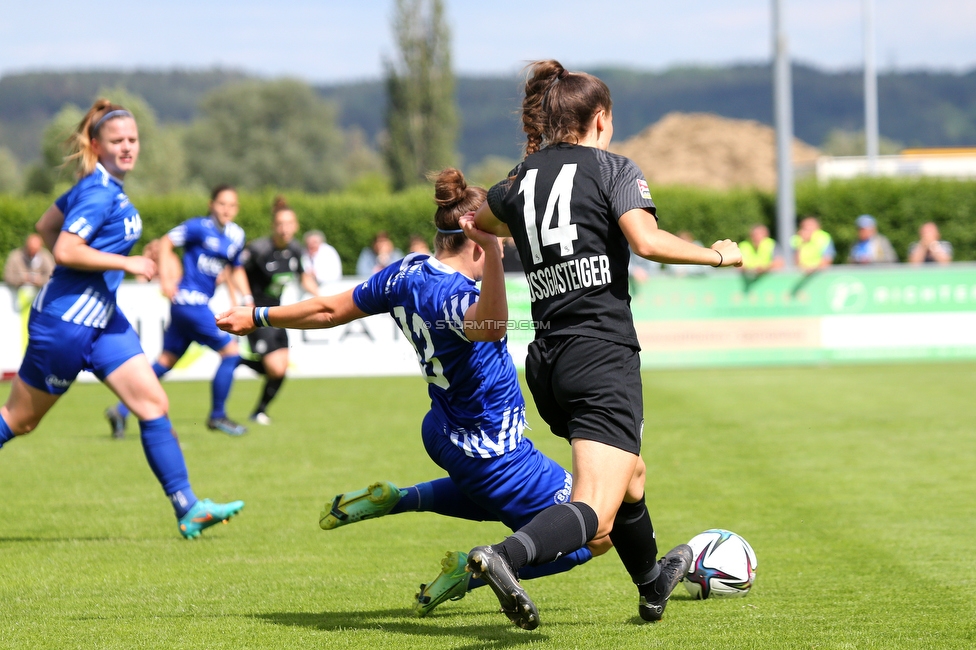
<box><xmin>430</xmin><ymin>168</ymin><xmax>486</xmax><ymax>254</ymax></box>
<box><xmin>65</xmin><ymin>98</ymin><xmax>134</xmax><ymax>177</ymax></box>
<box><xmin>210</xmin><ymin>184</ymin><xmax>237</xmax><ymax>202</ymax></box>
<box><xmin>271</xmin><ymin>194</ymin><xmax>292</xmax><ymax>220</ymax></box>
<box><xmin>521</xmin><ymin>59</ymin><xmax>612</xmax><ymax>157</ymax></box>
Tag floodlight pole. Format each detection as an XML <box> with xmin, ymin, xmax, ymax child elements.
<box><xmin>773</xmin><ymin>0</ymin><xmax>795</xmax><ymax>268</ymax></box>
<box><xmin>863</xmin><ymin>0</ymin><xmax>879</xmax><ymax>174</ymax></box>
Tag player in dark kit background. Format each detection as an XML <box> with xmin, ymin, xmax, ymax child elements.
<box><xmin>466</xmin><ymin>60</ymin><xmax>743</xmax><ymax>629</ymax></box>
<box><xmin>239</xmin><ymin>195</ymin><xmax>319</xmax><ymax>424</ymax></box>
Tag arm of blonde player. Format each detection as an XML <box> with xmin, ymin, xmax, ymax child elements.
<box><xmin>300</xmin><ymin>270</ymin><xmax>320</xmax><ymax>297</ymax></box>
<box><xmin>53</xmin><ymin>231</ymin><xmax>156</xmax><ymax>278</ymax></box>
<box><xmin>36</xmin><ymin>204</ymin><xmax>65</xmax><ymax>251</ymax></box>
<box><xmin>460</xmin><ymin>213</ymin><xmax>507</xmax><ymax>342</ymax></box>
<box><xmin>156</xmin><ymin>235</ymin><xmax>179</xmax><ymax>299</ymax></box>
<box><xmin>215</xmin><ymin>287</ymin><xmax>367</xmax><ymax>336</ymax></box>
<box><xmin>472</xmin><ymin>202</ymin><xmax>512</xmax><ymax>237</ymax></box>
<box><xmin>619</xmin><ymin>208</ymin><xmax>742</xmax><ymax>267</ymax></box>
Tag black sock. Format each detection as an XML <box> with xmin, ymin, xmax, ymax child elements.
<box><xmin>254</xmin><ymin>377</ymin><xmax>284</xmax><ymax>415</ymax></box>
<box><xmin>494</xmin><ymin>502</ymin><xmax>599</xmax><ymax>571</ymax></box>
<box><xmin>609</xmin><ymin>495</ymin><xmax>660</xmax><ymax>589</ymax></box>
<box><xmin>239</xmin><ymin>358</ymin><xmax>265</xmax><ymax>375</ymax></box>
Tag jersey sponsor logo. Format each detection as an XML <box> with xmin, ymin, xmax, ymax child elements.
<box><xmin>637</xmin><ymin>178</ymin><xmax>652</xmax><ymax>200</ymax></box>
<box><xmin>205</xmin><ymin>236</ymin><xmax>221</xmax><ymax>251</ymax></box>
<box><xmin>196</xmin><ymin>253</ymin><xmax>226</xmax><ymax>277</ymax></box>
<box><xmin>45</xmin><ymin>374</ymin><xmax>73</xmax><ymax>389</ymax></box>
<box><xmin>123</xmin><ymin>213</ymin><xmax>143</xmax><ymax>241</ymax></box>
<box><xmin>526</xmin><ymin>254</ymin><xmax>612</xmax><ymax>302</ymax></box>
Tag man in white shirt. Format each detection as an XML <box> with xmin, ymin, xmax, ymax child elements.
<box><xmin>302</xmin><ymin>230</ymin><xmax>342</xmax><ymax>287</ymax></box>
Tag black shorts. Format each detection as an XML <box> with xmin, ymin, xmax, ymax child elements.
<box><xmin>525</xmin><ymin>335</ymin><xmax>644</xmax><ymax>455</ymax></box>
<box><xmin>246</xmin><ymin>327</ymin><xmax>290</xmax><ymax>358</ymax></box>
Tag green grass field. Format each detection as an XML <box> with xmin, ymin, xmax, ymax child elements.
<box><xmin>1</xmin><ymin>362</ymin><xmax>975</xmax><ymax>649</ymax></box>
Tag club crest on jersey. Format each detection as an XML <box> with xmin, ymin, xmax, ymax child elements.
<box><xmin>637</xmin><ymin>179</ymin><xmax>652</xmax><ymax>200</ymax></box>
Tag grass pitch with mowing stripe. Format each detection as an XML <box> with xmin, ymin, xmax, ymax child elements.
<box><xmin>1</xmin><ymin>363</ymin><xmax>975</xmax><ymax>649</ymax></box>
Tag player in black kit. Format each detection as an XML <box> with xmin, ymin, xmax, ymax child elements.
<box><xmin>239</xmin><ymin>196</ymin><xmax>319</xmax><ymax>424</ymax></box>
<box><xmin>462</xmin><ymin>60</ymin><xmax>743</xmax><ymax>629</ymax></box>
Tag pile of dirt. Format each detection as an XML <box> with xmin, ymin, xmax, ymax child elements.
<box><xmin>610</xmin><ymin>112</ymin><xmax>820</xmax><ymax>191</ymax></box>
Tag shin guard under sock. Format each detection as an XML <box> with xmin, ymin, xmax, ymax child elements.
<box><xmin>139</xmin><ymin>416</ymin><xmax>196</xmax><ymax>517</ymax></box>
<box><xmin>609</xmin><ymin>495</ymin><xmax>660</xmax><ymax>586</ymax></box>
<box><xmin>495</xmin><ymin>501</ymin><xmax>599</xmax><ymax>571</ymax></box>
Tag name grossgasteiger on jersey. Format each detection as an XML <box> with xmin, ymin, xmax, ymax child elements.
<box><xmin>487</xmin><ymin>143</ymin><xmax>657</xmax><ymax>349</ymax></box>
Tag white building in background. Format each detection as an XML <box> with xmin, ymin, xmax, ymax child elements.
<box><xmin>817</xmin><ymin>149</ymin><xmax>976</xmax><ymax>182</ymax></box>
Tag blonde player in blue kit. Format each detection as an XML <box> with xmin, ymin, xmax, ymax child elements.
<box><xmin>0</xmin><ymin>99</ymin><xmax>243</xmax><ymax>539</ymax></box>
<box><xmin>106</xmin><ymin>185</ymin><xmax>252</xmax><ymax>437</ymax></box>
<box><xmin>216</xmin><ymin>168</ymin><xmax>611</xmax><ymax>615</ymax></box>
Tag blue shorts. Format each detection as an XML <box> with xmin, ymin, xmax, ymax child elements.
<box><xmin>19</xmin><ymin>307</ymin><xmax>145</xmax><ymax>395</ymax></box>
<box><xmin>421</xmin><ymin>411</ymin><xmax>573</xmax><ymax>530</ymax></box>
<box><xmin>162</xmin><ymin>303</ymin><xmax>232</xmax><ymax>358</ymax></box>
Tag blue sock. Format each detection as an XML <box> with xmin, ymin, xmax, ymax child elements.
<box><xmin>139</xmin><ymin>416</ymin><xmax>197</xmax><ymax>518</ymax></box>
<box><xmin>116</xmin><ymin>363</ymin><xmax>169</xmax><ymax>420</ymax></box>
<box><xmin>468</xmin><ymin>546</ymin><xmax>594</xmax><ymax>590</ymax></box>
<box><xmin>390</xmin><ymin>478</ymin><xmax>494</xmax><ymax>521</ymax></box>
<box><xmin>210</xmin><ymin>355</ymin><xmax>240</xmax><ymax>420</ymax></box>
<box><xmin>0</xmin><ymin>414</ymin><xmax>14</xmax><ymax>449</ymax></box>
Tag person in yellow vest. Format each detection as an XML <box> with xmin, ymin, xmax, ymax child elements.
<box><xmin>790</xmin><ymin>217</ymin><xmax>835</xmax><ymax>272</ymax></box>
<box><xmin>739</xmin><ymin>224</ymin><xmax>783</xmax><ymax>274</ymax></box>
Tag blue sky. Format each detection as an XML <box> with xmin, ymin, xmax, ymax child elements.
<box><xmin>2</xmin><ymin>0</ymin><xmax>975</xmax><ymax>82</ymax></box>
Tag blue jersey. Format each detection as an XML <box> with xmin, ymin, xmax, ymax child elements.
<box><xmin>34</xmin><ymin>163</ymin><xmax>142</xmax><ymax>329</ymax></box>
<box><xmin>353</xmin><ymin>254</ymin><xmax>526</xmax><ymax>459</ymax></box>
<box><xmin>167</xmin><ymin>216</ymin><xmax>245</xmax><ymax>305</ymax></box>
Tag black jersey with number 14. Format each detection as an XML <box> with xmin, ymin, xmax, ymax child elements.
<box><xmin>487</xmin><ymin>143</ymin><xmax>656</xmax><ymax>348</ymax></box>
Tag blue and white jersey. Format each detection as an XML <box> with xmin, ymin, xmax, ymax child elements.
<box><xmin>167</xmin><ymin>216</ymin><xmax>245</xmax><ymax>305</ymax></box>
<box><xmin>353</xmin><ymin>254</ymin><xmax>526</xmax><ymax>459</ymax></box>
<box><xmin>33</xmin><ymin>163</ymin><xmax>142</xmax><ymax>328</ymax></box>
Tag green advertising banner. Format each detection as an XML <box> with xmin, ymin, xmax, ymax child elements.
<box><xmin>504</xmin><ymin>264</ymin><xmax>976</xmax><ymax>368</ymax></box>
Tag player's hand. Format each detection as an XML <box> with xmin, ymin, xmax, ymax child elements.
<box><xmin>459</xmin><ymin>212</ymin><xmax>499</xmax><ymax>252</ymax></box>
<box><xmin>160</xmin><ymin>279</ymin><xmax>178</xmax><ymax>300</ymax></box>
<box><xmin>125</xmin><ymin>255</ymin><xmax>157</xmax><ymax>280</ymax></box>
<box><xmin>711</xmin><ymin>240</ymin><xmax>743</xmax><ymax>268</ymax></box>
<box><xmin>215</xmin><ymin>306</ymin><xmax>257</xmax><ymax>335</ymax></box>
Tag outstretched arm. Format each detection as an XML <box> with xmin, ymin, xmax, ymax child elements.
<box><xmin>215</xmin><ymin>288</ymin><xmax>366</xmax><ymax>336</ymax></box>
<box><xmin>619</xmin><ymin>208</ymin><xmax>742</xmax><ymax>267</ymax></box>
<box><xmin>36</xmin><ymin>205</ymin><xmax>65</xmax><ymax>251</ymax></box>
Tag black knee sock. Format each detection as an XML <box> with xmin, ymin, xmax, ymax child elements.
<box><xmin>608</xmin><ymin>494</ymin><xmax>660</xmax><ymax>587</ymax></box>
<box><xmin>494</xmin><ymin>502</ymin><xmax>599</xmax><ymax>571</ymax></box>
<box><xmin>239</xmin><ymin>358</ymin><xmax>265</xmax><ymax>375</ymax></box>
<box><xmin>254</xmin><ymin>377</ymin><xmax>284</xmax><ymax>415</ymax></box>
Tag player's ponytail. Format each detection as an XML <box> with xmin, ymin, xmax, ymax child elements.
<box><xmin>430</xmin><ymin>168</ymin><xmax>486</xmax><ymax>254</ymax></box>
<box><xmin>66</xmin><ymin>98</ymin><xmax>133</xmax><ymax>177</ymax></box>
<box><xmin>271</xmin><ymin>194</ymin><xmax>291</xmax><ymax>219</ymax></box>
<box><xmin>521</xmin><ymin>59</ymin><xmax>612</xmax><ymax>157</ymax></box>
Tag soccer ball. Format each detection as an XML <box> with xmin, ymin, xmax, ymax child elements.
<box><xmin>681</xmin><ymin>529</ymin><xmax>757</xmax><ymax>599</ymax></box>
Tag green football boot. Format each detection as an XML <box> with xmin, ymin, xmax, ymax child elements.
<box><xmin>319</xmin><ymin>481</ymin><xmax>401</xmax><ymax>530</ymax></box>
<box><xmin>178</xmin><ymin>499</ymin><xmax>245</xmax><ymax>539</ymax></box>
<box><xmin>415</xmin><ymin>551</ymin><xmax>471</xmax><ymax>617</ymax></box>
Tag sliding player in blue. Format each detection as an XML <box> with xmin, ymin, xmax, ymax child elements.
<box><xmin>0</xmin><ymin>99</ymin><xmax>243</xmax><ymax>539</ymax></box>
<box><xmin>216</xmin><ymin>168</ymin><xmax>610</xmax><ymax>617</ymax></box>
<box><xmin>106</xmin><ymin>185</ymin><xmax>251</xmax><ymax>437</ymax></box>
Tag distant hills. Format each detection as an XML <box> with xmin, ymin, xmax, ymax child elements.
<box><xmin>2</xmin><ymin>63</ymin><xmax>975</xmax><ymax>170</ymax></box>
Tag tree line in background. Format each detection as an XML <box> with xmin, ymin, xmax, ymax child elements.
<box><xmin>0</xmin><ymin>0</ymin><xmax>458</xmax><ymax>197</ymax></box>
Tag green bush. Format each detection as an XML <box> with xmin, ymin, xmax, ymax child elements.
<box><xmin>2</xmin><ymin>177</ymin><xmax>975</xmax><ymax>273</ymax></box>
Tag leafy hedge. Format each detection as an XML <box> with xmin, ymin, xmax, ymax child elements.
<box><xmin>2</xmin><ymin>177</ymin><xmax>975</xmax><ymax>273</ymax></box>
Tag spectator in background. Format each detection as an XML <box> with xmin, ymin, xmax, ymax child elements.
<box><xmin>501</xmin><ymin>238</ymin><xmax>523</xmax><ymax>273</ymax></box>
<box><xmin>303</xmin><ymin>230</ymin><xmax>342</xmax><ymax>286</ymax></box>
<box><xmin>4</xmin><ymin>233</ymin><xmax>55</xmax><ymax>295</ymax></box>
<box><xmin>408</xmin><ymin>234</ymin><xmax>431</xmax><ymax>255</ymax></box>
<box><xmin>356</xmin><ymin>231</ymin><xmax>403</xmax><ymax>276</ymax></box>
<box><xmin>907</xmin><ymin>222</ymin><xmax>953</xmax><ymax>265</ymax></box>
<box><xmin>848</xmin><ymin>214</ymin><xmax>897</xmax><ymax>264</ymax></box>
<box><xmin>738</xmin><ymin>224</ymin><xmax>783</xmax><ymax>275</ymax></box>
<box><xmin>791</xmin><ymin>216</ymin><xmax>835</xmax><ymax>272</ymax></box>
